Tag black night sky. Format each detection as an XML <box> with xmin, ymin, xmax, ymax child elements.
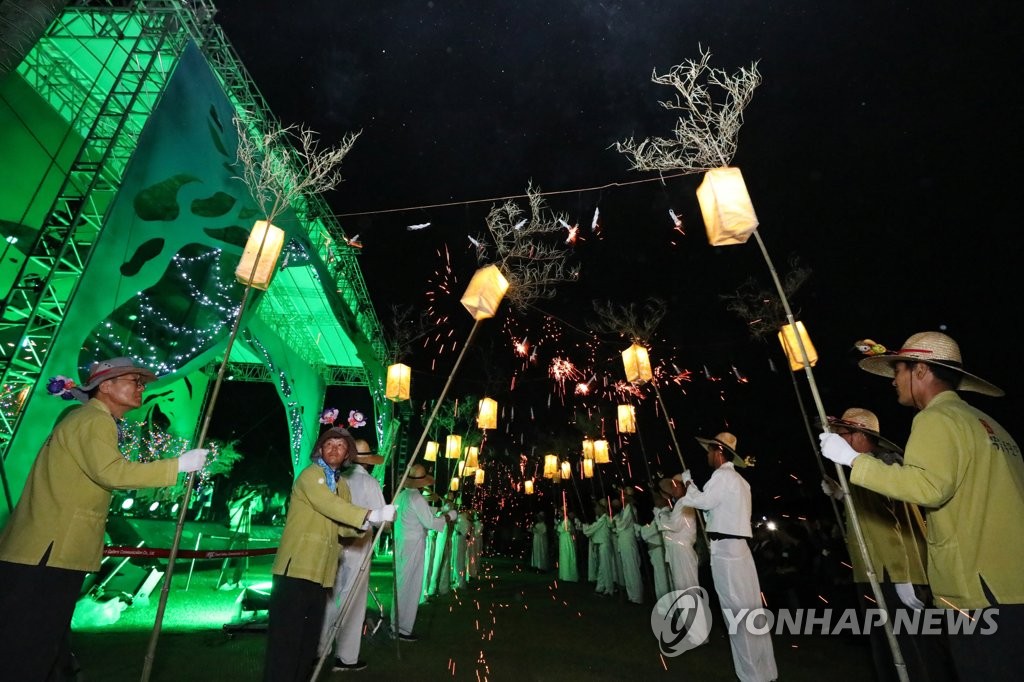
<box><xmin>207</xmin><ymin>1</ymin><xmax>1024</xmax><ymax>520</ymax></box>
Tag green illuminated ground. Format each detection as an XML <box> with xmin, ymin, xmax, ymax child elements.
<box><xmin>70</xmin><ymin>558</ymin><xmax>874</xmax><ymax>681</ymax></box>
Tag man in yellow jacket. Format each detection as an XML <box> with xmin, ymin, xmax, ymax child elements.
<box><xmin>820</xmin><ymin>332</ymin><xmax>1024</xmax><ymax>680</ymax></box>
<box><xmin>0</xmin><ymin>357</ymin><xmax>208</xmax><ymax>680</ymax></box>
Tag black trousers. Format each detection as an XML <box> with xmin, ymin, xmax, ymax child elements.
<box><xmin>0</xmin><ymin>558</ymin><xmax>86</xmax><ymax>681</ymax></box>
<box><xmin>947</xmin><ymin>602</ymin><xmax>1024</xmax><ymax>681</ymax></box>
<box><xmin>262</xmin><ymin>573</ymin><xmax>329</xmax><ymax>682</ymax></box>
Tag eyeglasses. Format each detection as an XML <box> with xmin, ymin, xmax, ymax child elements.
<box><xmin>114</xmin><ymin>375</ymin><xmax>146</xmax><ymax>388</ymax></box>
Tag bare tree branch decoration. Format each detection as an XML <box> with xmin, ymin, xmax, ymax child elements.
<box><xmin>475</xmin><ymin>182</ymin><xmax>579</xmax><ymax>311</ymax></box>
<box><xmin>388</xmin><ymin>304</ymin><xmax>429</xmax><ymax>363</ymax></box>
<box><xmin>589</xmin><ymin>298</ymin><xmax>668</xmax><ymax>344</ymax></box>
<box><xmin>234</xmin><ymin>112</ymin><xmax>361</xmax><ymax>225</ymax></box>
<box><xmin>719</xmin><ymin>255</ymin><xmax>812</xmax><ymax>340</ymax></box>
<box><xmin>615</xmin><ymin>46</ymin><xmax>761</xmax><ymax>172</ymax></box>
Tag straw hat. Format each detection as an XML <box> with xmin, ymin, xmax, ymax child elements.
<box><xmin>859</xmin><ymin>331</ymin><xmax>1003</xmax><ymax>397</ymax></box>
<box><xmin>310</xmin><ymin>427</ymin><xmax>359</xmax><ymax>464</ymax></box>
<box><xmin>353</xmin><ymin>438</ymin><xmax>385</xmax><ymax>465</ymax></box>
<box><xmin>821</xmin><ymin>408</ymin><xmax>903</xmax><ymax>455</ymax></box>
<box><xmin>695</xmin><ymin>431</ymin><xmax>750</xmax><ymax>468</ymax></box>
<box><xmin>78</xmin><ymin>357</ymin><xmax>157</xmax><ymax>392</ymax></box>
<box><xmin>403</xmin><ymin>463</ymin><xmax>435</xmax><ymax>488</ymax></box>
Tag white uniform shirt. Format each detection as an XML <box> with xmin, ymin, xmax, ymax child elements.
<box><xmin>681</xmin><ymin>462</ymin><xmax>752</xmax><ymax>537</ymax></box>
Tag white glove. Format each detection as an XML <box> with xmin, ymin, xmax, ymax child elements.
<box><xmin>446</xmin><ymin>509</ymin><xmax>457</xmax><ymax>522</ymax></box>
<box><xmin>177</xmin><ymin>448</ymin><xmax>208</xmax><ymax>473</ymax></box>
<box><xmin>819</xmin><ymin>433</ymin><xmax>860</xmax><ymax>467</ymax></box>
<box><xmin>368</xmin><ymin>504</ymin><xmax>397</xmax><ymax>525</ymax></box>
<box><xmin>820</xmin><ymin>477</ymin><xmax>845</xmax><ymax>500</ymax></box>
<box><xmin>680</xmin><ymin>470</ymin><xmax>693</xmax><ymax>485</ymax></box>
<box><xmin>895</xmin><ymin>582</ymin><xmax>925</xmax><ymax>610</ymax></box>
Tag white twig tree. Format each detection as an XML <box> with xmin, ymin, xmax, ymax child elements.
<box><xmin>614</xmin><ymin>46</ymin><xmax>761</xmax><ymax>172</ymax></box>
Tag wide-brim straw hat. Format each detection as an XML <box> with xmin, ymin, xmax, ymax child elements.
<box><xmin>310</xmin><ymin>427</ymin><xmax>359</xmax><ymax>464</ymax></box>
<box><xmin>695</xmin><ymin>431</ymin><xmax>749</xmax><ymax>468</ymax></box>
<box><xmin>403</xmin><ymin>463</ymin><xmax>435</xmax><ymax>488</ymax></box>
<box><xmin>817</xmin><ymin>408</ymin><xmax>903</xmax><ymax>455</ymax></box>
<box><xmin>353</xmin><ymin>438</ymin><xmax>385</xmax><ymax>465</ymax></box>
<box><xmin>78</xmin><ymin>357</ymin><xmax>158</xmax><ymax>392</ymax></box>
<box><xmin>858</xmin><ymin>331</ymin><xmax>1003</xmax><ymax>397</ymax></box>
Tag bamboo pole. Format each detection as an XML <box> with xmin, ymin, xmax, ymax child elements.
<box><xmin>312</xmin><ymin>319</ymin><xmax>483</xmax><ymax>680</ymax></box>
<box><xmin>752</xmin><ymin>229</ymin><xmax>907</xmax><ymax>682</ymax></box>
<box><xmin>142</xmin><ymin>198</ymin><xmax>281</xmax><ymax>682</ymax></box>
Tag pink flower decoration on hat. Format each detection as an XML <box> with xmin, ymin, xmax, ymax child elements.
<box><xmin>347</xmin><ymin>410</ymin><xmax>366</xmax><ymax>429</ymax></box>
<box><xmin>319</xmin><ymin>407</ymin><xmax>340</xmax><ymax>425</ymax></box>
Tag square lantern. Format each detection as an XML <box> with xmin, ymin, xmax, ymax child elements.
<box><xmin>457</xmin><ymin>460</ymin><xmax>466</xmax><ymax>477</ymax></box>
<box><xmin>593</xmin><ymin>439</ymin><xmax>610</xmax><ymax>464</ymax></box>
<box><xmin>524</xmin><ymin>479</ymin><xmax>535</xmax><ymax>495</ymax></box>
<box><xmin>621</xmin><ymin>343</ymin><xmax>653</xmax><ymax>384</ymax></box>
<box><xmin>778</xmin><ymin>321</ymin><xmax>818</xmax><ymax>371</ymax></box>
<box><xmin>697</xmin><ymin>167</ymin><xmax>759</xmax><ymax>246</ymax></box>
<box><xmin>235</xmin><ymin>220</ymin><xmax>285</xmax><ymax>290</ymax></box>
<box><xmin>450</xmin><ymin>477</ymin><xmax>460</xmax><ymax>492</ymax></box>
<box><xmin>385</xmin><ymin>363</ymin><xmax>412</xmax><ymax>402</ymax></box>
<box><xmin>474</xmin><ymin>468</ymin><xmax>485</xmax><ymax>485</ymax></box>
<box><xmin>424</xmin><ymin>440</ymin><xmax>440</xmax><ymax>462</ymax></box>
<box><xmin>543</xmin><ymin>454</ymin><xmax>558</xmax><ymax>479</ymax></box>
<box><xmin>477</xmin><ymin>397</ymin><xmax>498</xmax><ymax>430</ymax></box>
<box><xmin>582</xmin><ymin>438</ymin><xmax>595</xmax><ymax>460</ymax></box>
<box><xmin>560</xmin><ymin>460</ymin><xmax>571</xmax><ymax>479</ymax></box>
<box><xmin>582</xmin><ymin>459</ymin><xmax>594</xmax><ymax>478</ymax></box>
<box><xmin>460</xmin><ymin>264</ymin><xmax>509</xmax><ymax>320</ymax></box>
<box><xmin>464</xmin><ymin>446</ymin><xmax>479</xmax><ymax>474</ymax></box>
<box><xmin>617</xmin><ymin>404</ymin><xmax>636</xmax><ymax>434</ymax></box>
<box><xmin>445</xmin><ymin>435</ymin><xmax>462</xmax><ymax>459</ymax></box>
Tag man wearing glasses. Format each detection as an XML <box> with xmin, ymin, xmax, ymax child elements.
<box><xmin>0</xmin><ymin>357</ymin><xmax>208</xmax><ymax>680</ymax></box>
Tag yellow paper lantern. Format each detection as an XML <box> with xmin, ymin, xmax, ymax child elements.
<box><xmin>552</xmin><ymin>468</ymin><xmax>562</xmax><ymax>483</ymax></box>
<box><xmin>464</xmin><ymin>446</ymin><xmax>479</xmax><ymax>474</ymax></box>
<box><xmin>450</xmin><ymin>476</ymin><xmax>460</xmax><ymax>492</ymax></box>
<box><xmin>582</xmin><ymin>459</ymin><xmax>594</xmax><ymax>478</ymax></box>
<box><xmin>560</xmin><ymin>460</ymin><xmax>571</xmax><ymax>479</ymax></box>
<box><xmin>445</xmin><ymin>435</ymin><xmax>462</xmax><ymax>459</ymax></box>
<box><xmin>543</xmin><ymin>454</ymin><xmax>558</xmax><ymax>479</ymax></box>
<box><xmin>593</xmin><ymin>439</ymin><xmax>610</xmax><ymax>464</ymax></box>
<box><xmin>460</xmin><ymin>264</ymin><xmax>509</xmax><ymax>320</ymax></box>
<box><xmin>474</xmin><ymin>468</ymin><xmax>485</xmax><ymax>485</ymax></box>
<box><xmin>617</xmin><ymin>404</ymin><xmax>636</xmax><ymax>434</ymax></box>
<box><xmin>235</xmin><ymin>220</ymin><xmax>285</xmax><ymax>290</ymax></box>
<box><xmin>621</xmin><ymin>343</ymin><xmax>653</xmax><ymax>384</ymax></box>
<box><xmin>457</xmin><ymin>460</ymin><xmax>466</xmax><ymax>476</ymax></box>
<box><xmin>582</xmin><ymin>438</ymin><xmax>595</xmax><ymax>460</ymax></box>
<box><xmin>424</xmin><ymin>441</ymin><xmax>440</xmax><ymax>462</ymax></box>
<box><xmin>524</xmin><ymin>479</ymin><xmax>535</xmax><ymax>495</ymax></box>
<box><xmin>477</xmin><ymin>397</ymin><xmax>498</xmax><ymax>430</ymax></box>
<box><xmin>697</xmin><ymin>167</ymin><xmax>759</xmax><ymax>246</ymax></box>
<box><xmin>778</xmin><ymin>321</ymin><xmax>819</xmax><ymax>371</ymax></box>
<box><xmin>385</xmin><ymin>363</ymin><xmax>412</xmax><ymax>401</ymax></box>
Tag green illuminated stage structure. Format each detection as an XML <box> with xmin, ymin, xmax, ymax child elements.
<box><xmin>0</xmin><ymin>0</ymin><xmax>397</xmax><ymax>521</ymax></box>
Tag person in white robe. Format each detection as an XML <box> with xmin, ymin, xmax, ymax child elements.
<box><xmin>468</xmin><ymin>511</ymin><xmax>484</xmax><ymax>579</ymax></box>
<box><xmin>681</xmin><ymin>433</ymin><xmax>777</xmax><ymax>682</ymax></box>
<box><xmin>639</xmin><ymin>493</ymin><xmax>672</xmax><ymax>604</ymax></box>
<box><xmin>420</xmin><ymin>490</ymin><xmax>442</xmax><ymax>603</ymax></box>
<box><xmin>656</xmin><ymin>478</ymin><xmax>700</xmax><ymax>593</ymax></box>
<box><xmin>608</xmin><ymin>499</ymin><xmax>623</xmax><ymax>589</ymax></box>
<box><xmin>555</xmin><ymin>513</ymin><xmax>578</xmax><ymax>582</ymax></box>
<box><xmin>582</xmin><ymin>504</ymin><xmax>613</xmax><ymax>595</ymax></box>
<box><xmin>452</xmin><ymin>510</ymin><xmax>471</xmax><ymax>589</ymax></box>
<box><xmin>319</xmin><ymin>440</ymin><xmax>386</xmax><ymax>669</ymax></box>
<box><xmin>391</xmin><ymin>465</ymin><xmax>455</xmax><ymax>640</ymax></box>
<box><xmin>611</xmin><ymin>490</ymin><xmax>643</xmax><ymax>604</ymax></box>
<box><xmin>428</xmin><ymin>494</ymin><xmax>455</xmax><ymax>596</ymax></box>
<box><xmin>530</xmin><ymin>512</ymin><xmax>549</xmax><ymax>571</ymax></box>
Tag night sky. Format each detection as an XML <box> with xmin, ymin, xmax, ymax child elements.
<box><xmin>208</xmin><ymin>1</ymin><xmax>1024</xmax><ymax>519</ymax></box>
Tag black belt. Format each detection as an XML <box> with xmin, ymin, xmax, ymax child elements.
<box><xmin>707</xmin><ymin>532</ymin><xmax>749</xmax><ymax>542</ymax></box>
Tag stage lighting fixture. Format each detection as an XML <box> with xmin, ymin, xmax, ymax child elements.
<box><xmin>148</xmin><ymin>501</ymin><xmax>159</xmax><ymax>513</ymax></box>
<box><xmin>121</xmin><ymin>497</ymin><xmax>134</xmax><ymax>511</ymax></box>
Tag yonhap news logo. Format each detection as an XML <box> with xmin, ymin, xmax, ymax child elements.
<box><xmin>651</xmin><ymin>587</ymin><xmax>712</xmax><ymax>657</ymax></box>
